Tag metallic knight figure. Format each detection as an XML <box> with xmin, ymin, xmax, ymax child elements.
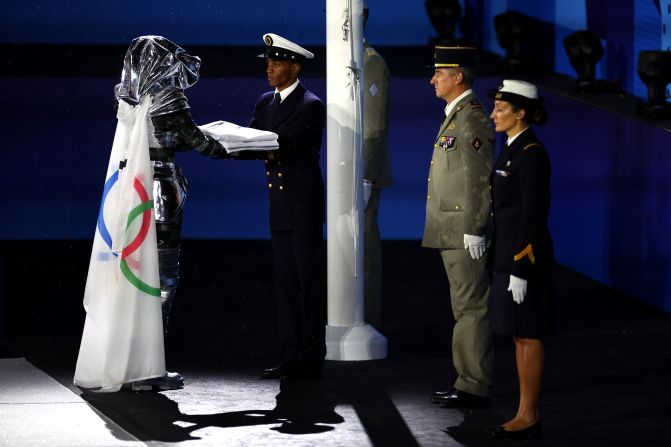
<box><xmin>115</xmin><ymin>35</ymin><xmax>227</xmax><ymax>390</ymax></box>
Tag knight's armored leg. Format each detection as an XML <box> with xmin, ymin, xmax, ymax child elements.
<box><xmin>158</xmin><ymin>246</ymin><xmax>179</xmax><ymax>335</ymax></box>
<box><xmin>130</xmin><ymin>160</ymin><xmax>187</xmax><ymax>391</ymax></box>
<box><xmin>153</xmin><ymin>160</ymin><xmax>188</xmax><ymax>335</ymax></box>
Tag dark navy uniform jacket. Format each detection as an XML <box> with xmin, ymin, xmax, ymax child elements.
<box><xmin>491</xmin><ymin>127</ymin><xmax>554</xmax><ymax>280</ymax></box>
<box><xmin>248</xmin><ymin>83</ymin><xmax>326</xmax><ymax>231</ymax></box>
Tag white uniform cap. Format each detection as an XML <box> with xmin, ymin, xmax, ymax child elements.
<box><xmin>261</xmin><ymin>33</ymin><xmax>314</xmax><ymax>62</ymax></box>
<box><xmin>488</xmin><ymin>79</ymin><xmax>547</xmax><ymax>125</ymax></box>
<box><xmin>498</xmin><ymin>79</ymin><xmax>538</xmax><ymax>99</ymax></box>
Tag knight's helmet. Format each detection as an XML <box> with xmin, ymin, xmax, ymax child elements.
<box><xmin>115</xmin><ymin>35</ymin><xmax>200</xmax><ymax>115</ymax></box>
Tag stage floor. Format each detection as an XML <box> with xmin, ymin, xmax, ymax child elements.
<box><xmin>1</xmin><ymin>240</ymin><xmax>670</xmax><ymax>446</ymax></box>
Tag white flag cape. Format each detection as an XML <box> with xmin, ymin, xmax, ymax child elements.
<box><xmin>74</xmin><ymin>98</ymin><xmax>165</xmax><ymax>392</ymax></box>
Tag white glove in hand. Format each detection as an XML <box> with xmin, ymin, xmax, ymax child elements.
<box><xmin>463</xmin><ymin>234</ymin><xmax>486</xmax><ymax>260</ymax></box>
<box><xmin>507</xmin><ymin>274</ymin><xmax>528</xmax><ymax>304</ymax></box>
<box><xmin>363</xmin><ymin>179</ymin><xmax>373</xmax><ymax>210</ymax></box>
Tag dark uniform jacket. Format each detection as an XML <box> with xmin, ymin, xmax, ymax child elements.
<box><xmin>422</xmin><ymin>92</ymin><xmax>494</xmax><ymax>249</ymax></box>
<box><xmin>491</xmin><ymin>127</ymin><xmax>553</xmax><ymax>279</ymax></box>
<box><xmin>248</xmin><ymin>83</ymin><xmax>326</xmax><ymax>231</ymax></box>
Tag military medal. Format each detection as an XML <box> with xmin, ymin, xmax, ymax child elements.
<box><xmin>439</xmin><ymin>136</ymin><xmax>455</xmax><ymax>150</ymax></box>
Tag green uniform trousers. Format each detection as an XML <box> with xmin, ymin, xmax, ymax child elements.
<box><xmin>440</xmin><ymin>248</ymin><xmax>493</xmax><ymax>396</ymax></box>
<box><xmin>364</xmin><ymin>188</ymin><xmax>383</xmax><ymax>329</ymax></box>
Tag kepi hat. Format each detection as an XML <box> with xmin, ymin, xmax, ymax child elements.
<box><xmin>432</xmin><ymin>46</ymin><xmax>477</xmax><ymax>69</ymax></box>
<box><xmin>488</xmin><ymin>79</ymin><xmax>548</xmax><ymax>125</ymax></box>
<box><xmin>260</xmin><ymin>33</ymin><xmax>314</xmax><ymax>63</ymax></box>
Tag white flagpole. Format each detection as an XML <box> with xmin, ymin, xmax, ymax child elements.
<box><xmin>325</xmin><ymin>0</ymin><xmax>387</xmax><ymax>360</ymax></box>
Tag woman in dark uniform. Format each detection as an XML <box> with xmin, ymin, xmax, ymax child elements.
<box><xmin>487</xmin><ymin>80</ymin><xmax>553</xmax><ymax>439</ymax></box>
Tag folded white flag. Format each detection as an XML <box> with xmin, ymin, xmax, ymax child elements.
<box><xmin>198</xmin><ymin>121</ymin><xmax>277</xmax><ymax>146</ymax></box>
<box><xmin>224</xmin><ymin>139</ymin><xmax>280</xmax><ymax>152</ymax></box>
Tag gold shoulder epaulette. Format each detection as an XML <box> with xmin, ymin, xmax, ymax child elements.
<box><xmin>523</xmin><ymin>143</ymin><xmax>542</xmax><ymax>151</ymax></box>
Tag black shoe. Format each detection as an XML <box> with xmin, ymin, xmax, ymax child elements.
<box><xmin>129</xmin><ymin>371</ymin><xmax>184</xmax><ymax>391</ymax></box>
<box><xmin>435</xmin><ymin>389</ymin><xmax>490</xmax><ymax>408</ymax></box>
<box><xmin>489</xmin><ymin>420</ymin><xmax>542</xmax><ymax>439</ymax></box>
<box><xmin>431</xmin><ymin>389</ymin><xmax>456</xmax><ymax>403</ymax></box>
<box><xmin>281</xmin><ymin>363</ymin><xmax>322</xmax><ymax>381</ymax></box>
<box><xmin>262</xmin><ymin>363</ymin><xmax>292</xmax><ymax>379</ymax></box>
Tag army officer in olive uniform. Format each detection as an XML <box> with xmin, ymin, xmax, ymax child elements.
<box><xmin>243</xmin><ymin>33</ymin><xmax>327</xmax><ymax>381</ymax></box>
<box><xmin>362</xmin><ymin>2</ymin><xmax>393</xmax><ymax>329</ymax></box>
<box><xmin>423</xmin><ymin>47</ymin><xmax>494</xmax><ymax>408</ymax></box>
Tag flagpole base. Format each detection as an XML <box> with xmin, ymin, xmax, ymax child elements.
<box><xmin>325</xmin><ymin>324</ymin><xmax>387</xmax><ymax>361</ymax></box>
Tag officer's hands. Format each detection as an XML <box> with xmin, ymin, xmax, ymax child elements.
<box><xmin>463</xmin><ymin>234</ymin><xmax>486</xmax><ymax>260</ymax></box>
<box><xmin>363</xmin><ymin>179</ymin><xmax>373</xmax><ymax>210</ymax></box>
<box><xmin>507</xmin><ymin>274</ymin><xmax>528</xmax><ymax>304</ymax></box>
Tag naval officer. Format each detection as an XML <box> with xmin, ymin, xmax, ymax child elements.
<box><xmin>247</xmin><ymin>33</ymin><xmax>327</xmax><ymax>381</ymax></box>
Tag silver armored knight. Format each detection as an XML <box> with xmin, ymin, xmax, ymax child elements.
<box><xmin>115</xmin><ymin>35</ymin><xmax>226</xmax><ymax>390</ymax></box>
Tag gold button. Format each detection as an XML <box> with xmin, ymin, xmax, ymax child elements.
<box><xmin>279</xmin><ymin>185</ymin><xmax>284</xmax><ymax>190</ymax></box>
<box><xmin>431</xmin><ymin>160</ymin><xmax>435</xmax><ymax>165</ymax></box>
<box><xmin>266</xmin><ymin>171</ymin><xmax>270</xmax><ymax>176</ymax></box>
<box><xmin>278</xmin><ymin>172</ymin><xmax>283</xmax><ymax>178</ymax></box>
<box><xmin>455</xmin><ymin>205</ymin><xmax>460</xmax><ymax>210</ymax></box>
<box><xmin>268</xmin><ymin>183</ymin><xmax>273</xmax><ymax>188</ymax></box>
<box><xmin>427</xmin><ymin>195</ymin><xmax>431</xmax><ymax>199</ymax></box>
<box><xmin>491</xmin><ymin>212</ymin><xmax>494</xmax><ymax>216</ymax></box>
<box><xmin>265</xmin><ymin>160</ymin><xmax>268</xmax><ymax>164</ymax></box>
<box><xmin>428</xmin><ymin>178</ymin><xmax>431</xmax><ymax>182</ymax></box>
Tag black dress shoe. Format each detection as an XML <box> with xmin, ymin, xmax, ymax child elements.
<box><xmin>281</xmin><ymin>363</ymin><xmax>322</xmax><ymax>381</ymax></box>
<box><xmin>490</xmin><ymin>420</ymin><xmax>542</xmax><ymax>439</ymax></box>
<box><xmin>431</xmin><ymin>389</ymin><xmax>456</xmax><ymax>403</ymax></box>
<box><xmin>435</xmin><ymin>389</ymin><xmax>490</xmax><ymax>408</ymax></box>
<box><xmin>262</xmin><ymin>363</ymin><xmax>291</xmax><ymax>379</ymax></box>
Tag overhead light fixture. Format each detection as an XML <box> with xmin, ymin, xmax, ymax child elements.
<box><xmin>563</xmin><ymin>30</ymin><xmax>620</xmax><ymax>94</ymax></box>
<box><xmin>425</xmin><ymin>0</ymin><xmax>462</xmax><ymax>45</ymax></box>
<box><xmin>636</xmin><ymin>50</ymin><xmax>671</xmax><ymax>118</ymax></box>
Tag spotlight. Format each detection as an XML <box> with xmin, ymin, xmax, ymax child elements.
<box><xmin>636</xmin><ymin>50</ymin><xmax>671</xmax><ymax>118</ymax></box>
<box><xmin>493</xmin><ymin>11</ymin><xmax>529</xmax><ymax>74</ymax></box>
<box><xmin>425</xmin><ymin>0</ymin><xmax>462</xmax><ymax>45</ymax></box>
<box><xmin>563</xmin><ymin>30</ymin><xmax>620</xmax><ymax>94</ymax></box>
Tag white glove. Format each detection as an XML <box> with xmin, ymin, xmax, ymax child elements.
<box><xmin>463</xmin><ymin>234</ymin><xmax>486</xmax><ymax>260</ymax></box>
<box><xmin>507</xmin><ymin>274</ymin><xmax>528</xmax><ymax>304</ymax></box>
<box><xmin>363</xmin><ymin>179</ymin><xmax>373</xmax><ymax>210</ymax></box>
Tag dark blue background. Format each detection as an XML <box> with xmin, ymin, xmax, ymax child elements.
<box><xmin>2</xmin><ymin>0</ymin><xmax>670</xmax><ymax>312</ymax></box>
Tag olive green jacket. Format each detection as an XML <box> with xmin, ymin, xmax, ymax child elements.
<box><xmin>363</xmin><ymin>42</ymin><xmax>393</xmax><ymax>189</ymax></box>
<box><xmin>422</xmin><ymin>92</ymin><xmax>494</xmax><ymax>249</ymax></box>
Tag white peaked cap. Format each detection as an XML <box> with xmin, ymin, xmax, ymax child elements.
<box><xmin>489</xmin><ymin>79</ymin><xmax>547</xmax><ymax>125</ymax></box>
<box><xmin>499</xmin><ymin>80</ymin><xmax>538</xmax><ymax>99</ymax></box>
<box><xmin>262</xmin><ymin>33</ymin><xmax>314</xmax><ymax>61</ymax></box>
